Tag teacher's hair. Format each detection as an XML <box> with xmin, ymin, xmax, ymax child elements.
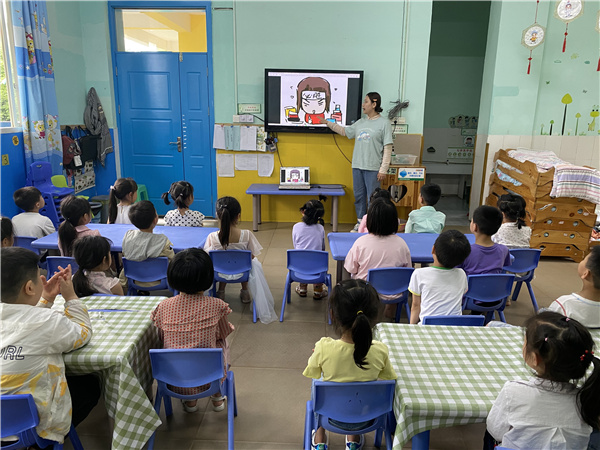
<box><xmin>366</xmin><ymin>92</ymin><xmax>383</xmax><ymax>113</ymax></box>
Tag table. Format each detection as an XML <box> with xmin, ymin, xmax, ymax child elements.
<box><xmin>246</xmin><ymin>184</ymin><xmax>346</xmax><ymax>232</ymax></box>
<box><xmin>31</xmin><ymin>223</ymin><xmax>218</xmax><ymax>253</ymax></box>
<box><xmin>374</xmin><ymin>323</ymin><xmax>600</xmax><ymax>450</ymax></box>
<box><xmin>327</xmin><ymin>233</ymin><xmax>476</xmax><ymax>283</ymax></box>
<box><xmin>56</xmin><ymin>295</ymin><xmax>164</xmax><ymax>450</ymax></box>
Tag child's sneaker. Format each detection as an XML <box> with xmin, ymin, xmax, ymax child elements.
<box><xmin>350</xmin><ymin>222</ymin><xmax>360</xmax><ymax>232</ymax></box>
<box><xmin>312</xmin><ymin>430</ymin><xmax>328</xmax><ymax>450</ymax></box>
<box><xmin>345</xmin><ymin>434</ymin><xmax>364</xmax><ymax>450</ymax></box>
<box><xmin>240</xmin><ymin>289</ymin><xmax>251</xmax><ymax>304</ymax></box>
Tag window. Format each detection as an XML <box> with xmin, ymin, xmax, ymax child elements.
<box><xmin>0</xmin><ymin>0</ymin><xmax>20</xmax><ymax>128</ymax></box>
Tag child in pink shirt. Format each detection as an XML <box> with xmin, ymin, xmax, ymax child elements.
<box><xmin>357</xmin><ymin>188</ymin><xmax>405</xmax><ymax>233</ymax></box>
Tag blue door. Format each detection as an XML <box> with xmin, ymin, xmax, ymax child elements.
<box><xmin>116</xmin><ymin>52</ymin><xmax>214</xmax><ymax>215</ymax></box>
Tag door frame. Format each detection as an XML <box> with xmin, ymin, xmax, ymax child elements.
<box><xmin>107</xmin><ymin>1</ymin><xmax>216</xmax><ymax>214</ymax></box>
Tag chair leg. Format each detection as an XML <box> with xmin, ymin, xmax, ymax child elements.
<box><xmin>498</xmin><ymin>310</ymin><xmax>506</xmax><ymax>323</ymax></box>
<box><xmin>511</xmin><ymin>280</ymin><xmax>523</xmax><ymax>301</ymax></box>
<box><xmin>67</xmin><ymin>425</ymin><xmax>83</xmax><ymax>450</ymax></box>
<box><xmin>526</xmin><ymin>281</ymin><xmax>539</xmax><ymax>313</ymax></box>
<box><xmin>227</xmin><ymin>373</ymin><xmax>235</xmax><ymax>450</ymax></box>
<box><xmin>252</xmin><ymin>301</ymin><xmax>257</xmax><ymax>323</ymax></box>
<box><xmin>304</xmin><ymin>400</ymin><xmax>315</xmax><ymax>450</ymax></box>
<box><xmin>394</xmin><ymin>302</ymin><xmax>402</xmax><ymax>323</ymax></box>
<box><xmin>404</xmin><ymin>301</ymin><xmax>411</xmax><ymax>321</ymax></box>
<box><xmin>375</xmin><ymin>428</ymin><xmax>383</xmax><ymax>448</ymax></box>
<box><xmin>412</xmin><ymin>431</ymin><xmax>430</xmax><ymax>450</ymax></box>
<box><xmin>280</xmin><ymin>279</ymin><xmax>290</xmax><ymax>322</ymax></box>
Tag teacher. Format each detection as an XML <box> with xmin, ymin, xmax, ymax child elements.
<box><xmin>319</xmin><ymin>92</ymin><xmax>393</xmax><ymax>231</ymax></box>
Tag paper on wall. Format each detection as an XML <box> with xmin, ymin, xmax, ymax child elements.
<box><xmin>217</xmin><ymin>153</ymin><xmax>235</xmax><ymax>177</ymax></box>
<box><xmin>224</xmin><ymin>126</ymin><xmax>234</xmax><ymax>150</ymax></box>
<box><xmin>256</xmin><ymin>127</ymin><xmax>266</xmax><ymax>152</ymax></box>
<box><xmin>232</xmin><ymin>126</ymin><xmax>241</xmax><ymax>150</ymax></box>
<box><xmin>213</xmin><ymin>124</ymin><xmax>226</xmax><ymax>149</ymax></box>
<box><xmin>235</xmin><ymin>154</ymin><xmax>258</xmax><ymax>171</ymax></box>
<box><xmin>257</xmin><ymin>153</ymin><xmax>274</xmax><ymax>177</ymax></box>
<box><xmin>240</xmin><ymin>126</ymin><xmax>258</xmax><ymax>151</ymax></box>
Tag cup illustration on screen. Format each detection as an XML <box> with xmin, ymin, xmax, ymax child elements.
<box><xmin>285</xmin><ymin>106</ymin><xmax>300</xmax><ymax>122</ymax></box>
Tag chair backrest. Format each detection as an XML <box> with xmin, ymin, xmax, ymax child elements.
<box><xmin>14</xmin><ymin>236</ymin><xmax>40</xmax><ymax>255</ymax></box>
<box><xmin>122</xmin><ymin>257</ymin><xmax>169</xmax><ymax>283</ymax></box>
<box><xmin>0</xmin><ymin>394</ymin><xmax>39</xmax><ymax>441</ymax></box>
<box><xmin>366</xmin><ymin>267</ymin><xmax>414</xmax><ymax>296</ymax></box>
<box><xmin>28</xmin><ymin>161</ymin><xmax>53</xmax><ymax>187</ymax></box>
<box><xmin>504</xmin><ymin>249</ymin><xmax>542</xmax><ymax>273</ymax></box>
<box><xmin>287</xmin><ymin>249</ymin><xmax>329</xmax><ymax>274</ymax></box>
<box><xmin>313</xmin><ymin>380</ymin><xmax>396</xmax><ymax>423</ymax></box>
<box><xmin>421</xmin><ymin>315</ymin><xmax>485</xmax><ymax>326</ymax></box>
<box><xmin>209</xmin><ymin>250</ymin><xmax>252</xmax><ymax>275</ymax></box>
<box><xmin>40</xmin><ymin>192</ymin><xmax>62</xmax><ymax>228</ymax></box>
<box><xmin>465</xmin><ymin>274</ymin><xmax>516</xmax><ymax>303</ymax></box>
<box><xmin>150</xmin><ymin>348</ymin><xmax>224</xmax><ymax>389</ymax></box>
<box><xmin>47</xmin><ymin>256</ymin><xmax>79</xmax><ymax>275</ymax></box>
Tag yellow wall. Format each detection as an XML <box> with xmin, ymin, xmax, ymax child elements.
<box><xmin>216</xmin><ymin>132</ymin><xmax>358</xmax><ymax>224</ymax></box>
<box><xmin>179</xmin><ymin>14</ymin><xmax>207</xmax><ymax>52</ymax></box>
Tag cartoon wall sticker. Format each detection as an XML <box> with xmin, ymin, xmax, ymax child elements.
<box><xmin>575</xmin><ymin>112</ymin><xmax>582</xmax><ymax>135</ymax></box>
<box><xmin>560</xmin><ymin>93</ymin><xmax>572</xmax><ymax>135</ymax></box>
<box><xmin>296</xmin><ymin>77</ymin><xmax>331</xmax><ymax>125</ymax></box>
<box><xmin>26</xmin><ymin>32</ymin><xmax>35</xmax><ymax>65</ymax></box>
<box><xmin>589</xmin><ymin>106</ymin><xmax>599</xmax><ymax>132</ymax></box>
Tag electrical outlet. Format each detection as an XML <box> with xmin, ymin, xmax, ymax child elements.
<box><xmin>239</xmin><ymin>115</ymin><xmax>254</xmax><ymax>123</ymax></box>
<box><xmin>233</xmin><ymin>115</ymin><xmax>241</xmax><ymax>123</ymax></box>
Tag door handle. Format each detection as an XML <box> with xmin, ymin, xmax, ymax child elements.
<box><xmin>169</xmin><ymin>137</ymin><xmax>182</xmax><ymax>152</ymax></box>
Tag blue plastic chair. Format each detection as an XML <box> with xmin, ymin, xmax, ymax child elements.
<box><xmin>503</xmin><ymin>249</ymin><xmax>542</xmax><ymax>313</ymax></box>
<box><xmin>367</xmin><ymin>267</ymin><xmax>414</xmax><ymax>323</ymax></box>
<box><xmin>421</xmin><ymin>315</ymin><xmax>485</xmax><ymax>326</ymax></box>
<box><xmin>304</xmin><ymin>380</ymin><xmax>396</xmax><ymax>450</ymax></box>
<box><xmin>147</xmin><ymin>349</ymin><xmax>237</xmax><ymax>450</ymax></box>
<box><xmin>27</xmin><ymin>162</ymin><xmax>74</xmax><ymax>197</ymax></box>
<box><xmin>209</xmin><ymin>250</ymin><xmax>257</xmax><ymax>323</ymax></box>
<box><xmin>40</xmin><ymin>192</ymin><xmax>63</xmax><ymax>228</ymax></box>
<box><xmin>462</xmin><ymin>274</ymin><xmax>516</xmax><ymax>324</ymax></box>
<box><xmin>0</xmin><ymin>393</ymin><xmax>83</xmax><ymax>450</ymax></box>
<box><xmin>14</xmin><ymin>236</ymin><xmax>47</xmax><ymax>270</ymax></box>
<box><xmin>47</xmin><ymin>257</ymin><xmax>79</xmax><ymax>276</ymax></box>
<box><xmin>281</xmin><ymin>250</ymin><xmax>332</xmax><ymax>322</ymax></box>
<box><xmin>122</xmin><ymin>257</ymin><xmax>171</xmax><ymax>295</ymax></box>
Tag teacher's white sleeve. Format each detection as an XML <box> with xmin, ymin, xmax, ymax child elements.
<box><xmin>325</xmin><ymin>121</ymin><xmax>346</xmax><ymax>137</ymax></box>
<box><xmin>379</xmin><ymin>144</ymin><xmax>392</xmax><ymax>174</ymax></box>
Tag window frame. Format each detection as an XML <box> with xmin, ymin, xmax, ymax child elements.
<box><xmin>0</xmin><ymin>0</ymin><xmax>22</xmax><ymax>130</ymax></box>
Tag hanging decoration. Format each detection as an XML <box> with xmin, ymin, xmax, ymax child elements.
<box><xmin>596</xmin><ymin>10</ymin><xmax>599</xmax><ymax>71</ymax></box>
<box><xmin>554</xmin><ymin>0</ymin><xmax>584</xmax><ymax>53</ymax></box>
<box><xmin>521</xmin><ymin>1</ymin><xmax>546</xmax><ymax>75</ymax></box>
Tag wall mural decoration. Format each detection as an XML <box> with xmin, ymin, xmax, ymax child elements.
<box><xmin>554</xmin><ymin>0</ymin><xmax>584</xmax><ymax>52</ymax></box>
<box><xmin>522</xmin><ymin>0</ymin><xmax>546</xmax><ymax>74</ymax></box>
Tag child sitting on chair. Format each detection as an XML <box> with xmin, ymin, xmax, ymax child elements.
<box><xmin>409</xmin><ymin>230</ymin><xmax>471</xmax><ymax>324</ymax></box>
<box><xmin>12</xmin><ymin>186</ymin><xmax>56</xmax><ymax>238</ymax></box>
<box><xmin>492</xmin><ymin>194</ymin><xmax>532</xmax><ymax>249</ymax></box>
<box><xmin>0</xmin><ymin>248</ymin><xmax>99</xmax><ymax>444</ymax></box>
<box><xmin>58</xmin><ymin>196</ymin><xmax>100</xmax><ymax>256</ymax></box>
<box><xmin>72</xmin><ymin>236</ymin><xmax>123</xmax><ymax>297</ymax></box>
<box><xmin>357</xmin><ymin>188</ymin><xmax>405</xmax><ymax>233</ymax></box>
<box><xmin>2</xmin><ymin>217</ymin><xmax>14</xmax><ymax>247</ymax></box>
<box><xmin>162</xmin><ymin>181</ymin><xmax>205</xmax><ymax>227</ymax></box>
<box><xmin>459</xmin><ymin>205</ymin><xmax>511</xmax><ymax>276</ymax></box>
<box><xmin>404</xmin><ymin>183</ymin><xmax>446</xmax><ymax>234</ymax></box>
<box><xmin>119</xmin><ymin>201</ymin><xmax>174</xmax><ymax>291</ymax></box>
<box><xmin>108</xmin><ymin>177</ymin><xmax>138</xmax><ymax>224</ymax></box>
<box><xmin>547</xmin><ymin>246</ymin><xmax>600</xmax><ymax>328</ymax></box>
<box><xmin>151</xmin><ymin>248</ymin><xmax>234</xmax><ymax>413</ymax></box>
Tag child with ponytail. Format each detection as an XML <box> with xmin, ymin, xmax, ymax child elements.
<box><xmin>108</xmin><ymin>178</ymin><xmax>138</xmax><ymax>224</ymax></box>
<box><xmin>303</xmin><ymin>280</ymin><xmax>397</xmax><ymax>450</ymax></box>
<box><xmin>58</xmin><ymin>196</ymin><xmax>100</xmax><ymax>256</ymax></box>
<box><xmin>162</xmin><ymin>181</ymin><xmax>205</xmax><ymax>227</ymax></box>
<box><xmin>487</xmin><ymin>311</ymin><xmax>600</xmax><ymax>450</ymax></box>
<box><xmin>492</xmin><ymin>194</ymin><xmax>532</xmax><ymax>248</ymax></box>
<box><xmin>72</xmin><ymin>236</ymin><xmax>123</xmax><ymax>297</ymax></box>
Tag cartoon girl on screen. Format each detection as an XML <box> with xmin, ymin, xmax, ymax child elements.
<box><xmin>296</xmin><ymin>77</ymin><xmax>331</xmax><ymax>125</ymax></box>
<box><xmin>288</xmin><ymin>169</ymin><xmax>303</xmax><ymax>183</ymax></box>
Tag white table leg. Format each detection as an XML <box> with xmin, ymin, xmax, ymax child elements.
<box><xmin>253</xmin><ymin>195</ymin><xmax>259</xmax><ymax>231</ymax></box>
<box><xmin>332</xmin><ymin>196</ymin><xmax>339</xmax><ymax>232</ymax></box>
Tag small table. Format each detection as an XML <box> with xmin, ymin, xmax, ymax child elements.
<box><xmin>246</xmin><ymin>184</ymin><xmax>346</xmax><ymax>232</ymax></box>
<box><xmin>54</xmin><ymin>296</ymin><xmax>165</xmax><ymax>450</ymax></box>
<box><xmin>327</xmin><ymin>233</ymin><xmax>477</xmax><ymax>283</ymax></box>
<box><xmin>31</xmin><ymin>224</ymin><xmax>218</xmax><ymax>253</ymax></box>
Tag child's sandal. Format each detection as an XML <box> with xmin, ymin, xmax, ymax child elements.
<box><xmin>313</xmin><ymin>288</ymin><xmax>328</xmax><ymax>300</ymax></box>
<box><xmin>295</xmin><ymin>285</ymin><xmax>307</xmax><ymax>297</ymax></box>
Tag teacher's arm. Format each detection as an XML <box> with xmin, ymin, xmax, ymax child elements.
<box><xmin>378</xmin><ymin>144</ymin><xmax>393</xmax><ymax>181</ymax></box>
<box><xmin>317</xmin><ymin>116</ymin><xmax>346</xmax><ymax>136</ymax></box>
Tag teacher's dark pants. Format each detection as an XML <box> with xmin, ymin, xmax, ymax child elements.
<box><xmin>352</xmin><ymin>169</ymin><xmax>380</xmax><ymax>221</ymax></box>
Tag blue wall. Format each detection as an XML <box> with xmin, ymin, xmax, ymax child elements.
<box><xmin>1</xmin><ymin>131</ymin><xmax>27</xmax><ymax>218</ymax></box>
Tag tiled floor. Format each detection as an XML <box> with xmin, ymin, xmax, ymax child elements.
<box><xmin>69</xmin><ymin>221</ymin><xmax>582</xmax><ymax>450</ymax></box>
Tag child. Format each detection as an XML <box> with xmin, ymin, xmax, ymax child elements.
<box><xmin>492</xmin><ymin>194</ymin><xmax>532</xmax><ymax>248</ymax></box>
<box><xmin>404</xmin><ymin>183</ymin><xmax>446</xmax><ymax>234</ymax></box>
<box><xmin>292</xmin><ymin>199</ymin><xmax>327</xmax><ymax>299</ymax></box>
<box><xmin>58</xmin><ymin>196</ymin><xmax>100</xmax><ymax>256</ymax></box>
<box><xmin>357</xmin><ymin>188</ymin><xmax>405</xmax><ymax>233</ymax></box>
<box><xmin>203</xmin><ymin>196</ymin><xmax>262</xmax><ymax>303</ymax></box>
<box><xmin>409</xmin><ymin>230</ymin><xmax>471</xmax><ymax>324</ymax></box>
<box><xmin>72</xmin><ymin>235</ymin><xmax>123</xmax><ymax>297</ymax></box>
<box><xmin>547</xmin><ymin>246</ymin><xmax>600</xmax><ymax>328</ymax></box>
<box><xmin>459</xmin><ymin>205</ymin><xmax>511</xmax><ymax>276</ymax></box>
<box><xmin>108</xmin><ymin>177</ymin><xmax>138</xmax><ymax>224</ymax></box>
<box><xmin>1</xmin><ymin>216</ymin><xmax>14</xmax><ymax>247</ymax></box>
<box><xmin>303</xmin><ymin>279</ymin><xmax>397</xmax><ymax>450</ymax></box>
<box><xmin>151</xmin><ymin>248</ymin><xmax>234</xmax><ymax>413</ymax></box>
<box><xmin>0</xmin><ymin>248</ymin><xmax>99</xmax><ymax>443</ymax></box>
<box><xmin>162</xmin><ymin>181</ymin><xmax>205</xmax><ymax>227</ymax></box>
<box><xmin>487</xmin><ymin>312</ymin><xmax>600</xmax><ymax>450</ymax></box>
<box><xmin>345</xmin><ymin>198</ymin><xmax>411</xmax><ymax>281</ymax></box>
<box><xmin>12</xmin><ymin>186</ymin><xmax>56</xmax><ymax>238</ymax></box>
<box><xmin>119</xmin><ymin>200</ymin><xmax>175</xmax><ymax>290</ymax></box>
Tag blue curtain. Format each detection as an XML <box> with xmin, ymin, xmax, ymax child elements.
<box><xmin>11</xmin><ymin>0</ymin><xmax>62</xmax><ymax>173</ymax></box>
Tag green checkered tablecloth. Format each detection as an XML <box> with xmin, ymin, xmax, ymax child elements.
<box><xmin>55</xmin><ymin>296</ymin><xmax>165</xmax><ymax>450</ymax></box>
<box><xmin>374</xmin><ymin>324</ymin><xmax>600</xmax><ymax>450</ymax></box>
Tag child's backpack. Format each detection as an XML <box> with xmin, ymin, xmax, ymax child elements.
<box><xmin>62</xmin><ymin>126</ymin><xmax>82</xmax><ymax>171</ymax></box>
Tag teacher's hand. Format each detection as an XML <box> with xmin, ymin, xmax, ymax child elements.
<box><xmin>377</xmin><ymin>172</ymin><xmax>386</xmax><ymax>181</ymax></box>
<box><xmin>316</xmin><ymin>116</ymin><xmax>329</xmax><ymax>125</ymax></box>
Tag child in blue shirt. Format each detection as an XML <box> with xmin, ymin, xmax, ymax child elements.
<box><xmin>404</xmin><ymin>184</ymin><xmax>446</xmax><ymax>233</ymax></box>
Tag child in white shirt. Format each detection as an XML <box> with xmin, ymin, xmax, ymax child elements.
<box><xmin>409</xmin><ymin>230</ymin><xmax>471</xmax><ymax>324</ymax></box>
<box><xmin>492</xmin><ymin>194</ymin><xmax>532</xmax><ymax>248</ymax></box>
<box><xmin>2</xmin><ymin>216</ymin><xmax>14</xmax><ymax>247</ymax></box>
<box><xmin>12</xmin><ymin>186</ymin><xmax>56</xmax><ymax>238</ymax></box>
<box><xmin>72</xmin><ymin>235</ymin><xmax>123</xmax><ymax>296</ymax></box>
<box><xmin>162</xmin><ymin>181</ymin><xmax>205</xmax><ymax>227</ymax></box>
<box><xmin>0</xmin><ymin>248</ymin><xmax>99</xmax><ymax>443</ymax></box>
<box><xmin>487</xmin><ymin>312</ymin><xmax>600</xmax><ymax>450</ymax></box>
<box><xmin>108</xmin><ymin>177</ymin><xmax>138</xmax><ymax>224</ymax></box>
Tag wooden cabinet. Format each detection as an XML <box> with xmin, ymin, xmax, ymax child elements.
<box><xmin>381</xmin><ymin>166</ymin><xmax>426</xmax><ymax>219</ymax></box>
